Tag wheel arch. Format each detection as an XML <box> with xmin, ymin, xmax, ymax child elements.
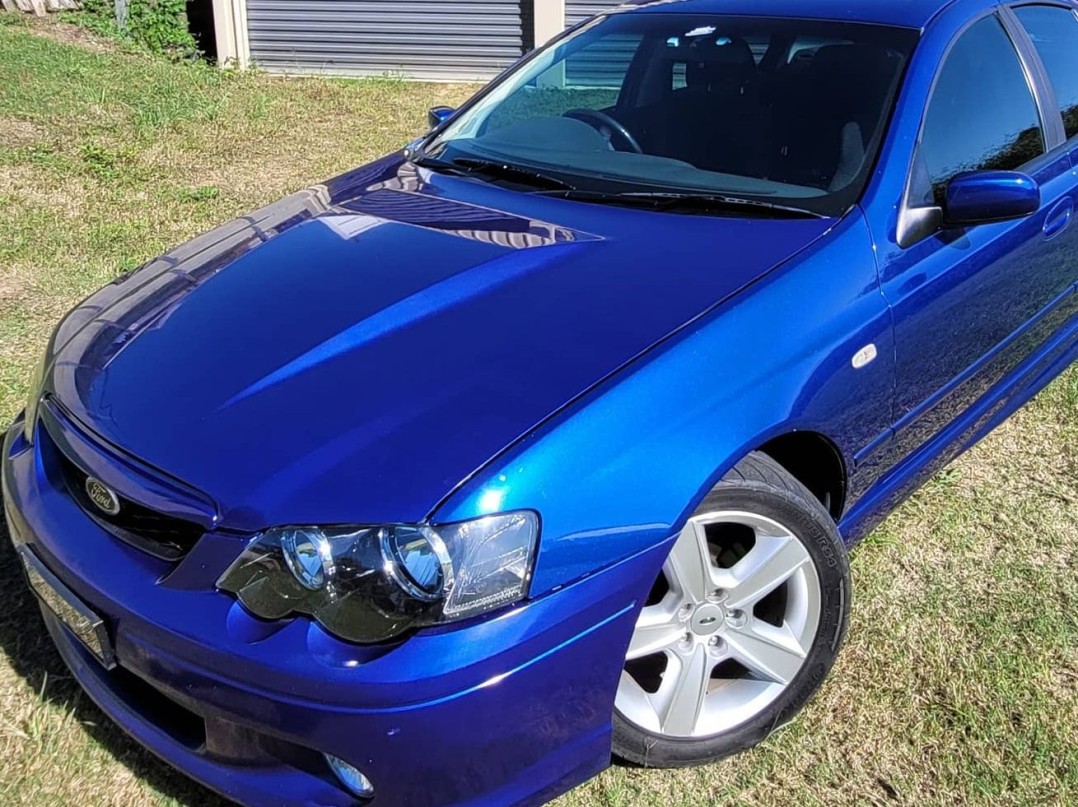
<box><xmin>754</xmin><ymin>430</ymin><xmax>848</xmax><ymax>521</ymax></box>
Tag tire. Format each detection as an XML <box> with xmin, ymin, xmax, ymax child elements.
<box><xmin>612</xmin><ymin>451</ymin><xmax>850</xmax><ymax>768</ymax></box>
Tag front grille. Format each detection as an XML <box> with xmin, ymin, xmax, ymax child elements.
<box><xmin>56</xmin><ymin>451</ymin><xmax>206</xmax><ymax>562</ymax></box>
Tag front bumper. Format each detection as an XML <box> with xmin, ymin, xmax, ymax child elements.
<box><xmin>2</xmin><ymin>418</ymin><xmax>667</xmax><ymax>807</ymax></box>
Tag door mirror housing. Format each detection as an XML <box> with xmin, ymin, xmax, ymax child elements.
<box><xmin>428</xmin><ymin>106</ymin><xmax>456</xmax><ymax>130</ymax></box>
<box><xmin>944</xmin><ymin>170</ymin><xmax>1040</xmax><ymax>227</ymax></box>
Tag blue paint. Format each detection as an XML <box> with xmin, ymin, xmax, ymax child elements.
<box><xmin>4</xmin><ymin>1</ymin><xmax>1078</xmax><ymax>805</ymax></box>
<box><xmin>944</xmin><ymin>170</ymin><xmax>1041</xmax><ymax>225</ymax></box>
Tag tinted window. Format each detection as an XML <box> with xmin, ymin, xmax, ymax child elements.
<box><xmin>1014</xmin><ymin>5</ymin><xmax>1078</xmax><ymax>139</ymax></box>
<box><xmin>917</xmin><ymin>15</ymin><xmax>1044</xmax><ymax>205</ymax></box>
<box><xmin>431</xmin><ymin>16</ymin><xmax>917</xmax><ymax>217</ymax></box>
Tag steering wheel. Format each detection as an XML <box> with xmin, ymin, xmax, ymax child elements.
<box><xmin>562</xmin><ymin>108</ymin><xmax>644</xmax><ymax>154</ymax></box>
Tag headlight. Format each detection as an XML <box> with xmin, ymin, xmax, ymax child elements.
<box><xmin>217</xmin><ymin>512</ymin><xmax>539</xmax><ymax>644</ymax></box>
<box><xmin>23</xmin><ymin>349</ymin><xmax>49</xmax><ymax>445</ymax></box>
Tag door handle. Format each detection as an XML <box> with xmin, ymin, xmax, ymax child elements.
<box><xmin>1043</xmin><ymin>198</ymin><xmax>1074</xmax><ymax>240</ymax></box>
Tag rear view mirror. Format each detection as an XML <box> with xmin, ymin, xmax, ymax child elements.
<box><xmin>428</xmin><ymin>106</ymin><xmax>456</xmax><ymax>130</ymax></box>
<box><xmin>944</xmin><ymin>170</ymin><xmax>1040</xmax><ymax>227</ymax></box>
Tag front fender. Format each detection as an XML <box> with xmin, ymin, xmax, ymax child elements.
<box><xmin>433</xmin><ymin>212</ymin><xmax>893</xmax><ymax>595</ymax></box>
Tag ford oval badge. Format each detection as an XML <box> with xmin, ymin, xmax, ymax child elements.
<box><xmin>85</xmin><ymin>477</ymin><xmax>121</xmax><ymax>516</ymax></box>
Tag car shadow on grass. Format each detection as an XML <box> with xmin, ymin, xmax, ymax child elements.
<box><xmin>0</xmin><ymin>509</ymin><xmax>229</xmax><ymax>807</ymax></box>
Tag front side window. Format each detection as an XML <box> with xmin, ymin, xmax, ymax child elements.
<box><xmin>424</xmin><ymin>15</ymin><xmax>918</xmax><ymax>217</ymax></box>
<box><xmin>913</xmin><ymin>15</ymin><xmax>1045</xmax><ymax>206</ymax></box>
<box><xmin>1013</xmin><ymin>4</ymin><xmax>1078</xmax><ymax>140</ymax></box>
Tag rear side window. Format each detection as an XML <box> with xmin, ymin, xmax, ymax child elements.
<box><xmin>1013</xmin><ymin>4</ymin><xmax>1078</xmax><ymax>139</ymax></box>
<box><xmin>915</xmin><ymin>15</ymin><xmax>1045</xmax><ymax>205</ymax></box>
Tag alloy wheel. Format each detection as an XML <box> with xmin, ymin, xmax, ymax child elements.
<box><xmin>615</xmin><ymin>510</ymin><xmax>822</xmax><ymax>739</ymax></box>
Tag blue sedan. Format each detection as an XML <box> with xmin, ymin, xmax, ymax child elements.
<box><xmin>4</xmin><ymin>0</ymin><xmax>1078</xmax><ymax>804</ymax></box>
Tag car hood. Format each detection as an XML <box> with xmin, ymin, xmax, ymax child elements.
<box><xmin>47</xmin><ymin>156</ymin><xmax>834</xmax><ymax>530</ymax></box>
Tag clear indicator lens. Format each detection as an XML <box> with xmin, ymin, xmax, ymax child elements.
<box><xmin>441</xmin><ymin>513</ymin><xmax>537</xmax><ymax>619</ymax></box>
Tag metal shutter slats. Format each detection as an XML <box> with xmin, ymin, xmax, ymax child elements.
<box><xmin>246</xmin><ymin>0</ymin><xmax>523</xmax><ymax>81</ymax></box>
<box><xmin>565</xmin><ymin>0</ymin><xmax>625</xmax><ymax>27</ymax></box>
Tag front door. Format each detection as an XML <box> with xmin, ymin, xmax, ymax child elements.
<box><xmin>874</xmin><ymin>11</ymin><xmax>1078</xmax><ymax>460</ymax></box>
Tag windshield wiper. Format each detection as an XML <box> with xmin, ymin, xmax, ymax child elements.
<box><xmin>412</xmin><ymin>155</ymin><xmax>575</xmax><ymax>191</ymax></box>
<box><xmin>540</xmin><ymin>190</ymin><xmax>825</xmax><ymax>219</ymax></box>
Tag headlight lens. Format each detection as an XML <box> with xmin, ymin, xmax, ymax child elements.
<box><xmin>280</xmin><ymin>528</ymin><xmax>333</xmax><ymax>591</ymax></box>
<box><xmin>380</xmin><ymin>527</ymin><xmax>451</xmax><ymax>601</ymax></box>
<box><xmin>23</xmin><ymin>349</ymin><xmax>49</xmax><ymax>444</ymax></box>
<box><xmin>217</xmin><ymin>512</ymin><xmax>539</xmax><ymax>644</ymax></box>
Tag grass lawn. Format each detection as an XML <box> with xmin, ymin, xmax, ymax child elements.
<box><xmin>1</xmin><ymin>15</ymin><xmax>1076</xmax><ymax>807</ymax></box>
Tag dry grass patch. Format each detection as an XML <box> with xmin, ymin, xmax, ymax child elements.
<box><xmin>0</xmin><ymin>116</ymin><xmax>49</xmax><ymax>149</ymax></box>
<box><xmin>19</xmin><ymin>15</ymin><xmax>116</xmax><ymax>52</ymax></box>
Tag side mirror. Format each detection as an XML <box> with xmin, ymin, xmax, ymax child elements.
<box><xmin>428</xmin><ymin>106</ymin><xmax>456</xmax><ymax>130</ymax></box>
<box><xmin>944</xmin><ymin>170</ymin><xmax>1040</xmax><ymax>227</ymax></box>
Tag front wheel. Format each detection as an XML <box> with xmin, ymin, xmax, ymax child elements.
<box><xmin>613</xmin><ymin>452</ymin><xmax>850</xmax><ymax>767</ymax></box>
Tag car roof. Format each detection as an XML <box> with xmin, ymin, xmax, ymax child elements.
<box><xmin>616</xmin><ymin>0</ymin><xmax>956</xmax><ymax>30</ymax></box>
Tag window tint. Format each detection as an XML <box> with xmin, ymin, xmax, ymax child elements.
<box><xmin>1014</xmin><ymin>5</ymin><xmax>1078</xmax><ymax>139</ymax></box>
<box><xmin>916</xmin><ymin>15</ymin><xmax>1044</xmax><ymax>205</ymax></box>
<box><xmin>432</xmin><ymin>15</ymin><xmax>917</xmax><ymax>217</ymax></box>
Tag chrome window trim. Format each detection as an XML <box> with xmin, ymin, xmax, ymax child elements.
<box><xmin>896</xmin><ymin>8</ymin><xmax>1058</xmax><ymax>248</ymax></box>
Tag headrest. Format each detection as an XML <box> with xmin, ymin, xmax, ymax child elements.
<box><xmin>685</xmin><ymin>36</ymin><xmax>757</xmax><ymax>91</ymax></box>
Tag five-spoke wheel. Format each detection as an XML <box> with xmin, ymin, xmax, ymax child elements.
<box><xmin>613</xmin><ymin>453</ymin><xmax>850</xmax><ymax>767</ymax></box>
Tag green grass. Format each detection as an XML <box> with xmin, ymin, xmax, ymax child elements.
<box><xmin>1</xmin><ymin>15</ymin><xmax>1076</xmax><ymax>807</ymax></box>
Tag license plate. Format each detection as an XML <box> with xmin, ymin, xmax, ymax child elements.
<box><xmin>19</xmin><ymin>547</ymin><xmax>116</xmax><ymax>669</ymax></box>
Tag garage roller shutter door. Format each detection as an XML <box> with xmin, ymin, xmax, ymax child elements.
<box><xmin>246</xmin><ymin>0</ymin><xmax>524</xmax><ymax>82</ymax></box>
<box><xmin>565</xmin><ymin>0</ymin><xmax>626</xmax><ymax>27</ymax></box>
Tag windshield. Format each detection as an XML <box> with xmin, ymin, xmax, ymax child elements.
<box><xmin>424</xmin><ymin>14</ymin><xmax>918</xmax><ymax>217</ymax></box>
